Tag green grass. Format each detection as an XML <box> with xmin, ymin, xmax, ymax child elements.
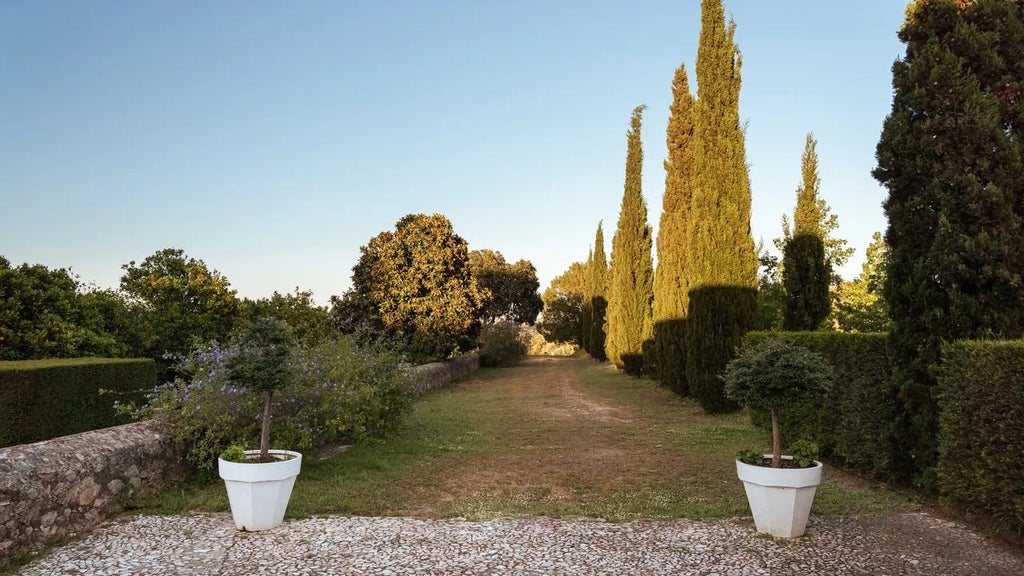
<box><xmin>128</xmin><ymin>357</ymin><xmax>917</xmax><ymax>521</ymax></box>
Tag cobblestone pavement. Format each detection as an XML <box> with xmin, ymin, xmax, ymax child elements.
<box><xmin>14</xmin><ymin>512</ymin><xmax>1024</xmax><ymax>575</ymax></box>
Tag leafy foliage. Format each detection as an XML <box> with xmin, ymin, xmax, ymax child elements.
<box><xmin>684</xmin><ymin>0</ymin><xmax>758</xmax><ymax>412</ymax></box>
<box><xmin>605</xmin><ymin>105</ymin><xmax>654</xmax><ymax>375</ymax></box>
<box><xmin>129</xmin><ymin>337</ymin><xmax>414</xmax><ymax>471</ymax></box>
<box><xmin>538</xmin><ymin>264</ymin><xmax>584</xmax><ymax>346</ymax></box>
<box><xmin>653</xmin><ymin>64</ymin><xmax>696</xmax><ymax>394</ymax></box>
<box><xmin>469</xmin><ymin>250</ymin><xmax>543</xmax><ymax>325</ymax></box>
<box><xmin>828</xmin><ymin>232</ymin><xmax>891</xmax><ymax>333</ymax></box>
<box><xmin>874</xmin><ymin>0</ymin><xmax>1024</xmax><ymax>487</ymax></box>
<box><xmin>0</xmin><ymin>259</ymin><xmax>127</xmax><ymax>360</ymax></box>
<box><xmin>938</xmin><ymin>340</ymin><xmax>1024</xmax><ymax>539</ymax></box>
<box><xmin>120</xmin><ymin>248</ymin><xmax>240</xmax><ymax>362</ymax></box>
<box><xmin>240</xmin><ymin>288</ymin><xmax>333</xmax><ymax>345</ymax></box>
<box><xmin>333</xmin><ymin>214</ymin><xmax>486</xmax><ymax>363</ymax></box>
<box><xmin>477</xmin><ymin>321</ymin><xmax>527</xmax><ymax>367</ymax></box>
<box><xmin>723</xmin><ymin>337</ymin><xmax>835</xmax><ymax>466</ymax></box>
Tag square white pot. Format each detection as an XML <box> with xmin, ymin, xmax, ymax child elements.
<box><xmin>736</xmin><ymin>455</ymin><xmax>822</xmax><ymax>538</ymax></box>
<box><xmin>218</xmin><ymin>449</ymin><xmax>302</xmax><ymax>531</ymax></box>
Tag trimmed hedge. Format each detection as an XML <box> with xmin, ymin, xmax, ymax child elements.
<box><xmin>0</xmin><ymin>358</ymin><xmax>155</xmax><ymax>447</ymax></box>
<box><xmin>938</xmin><ymin>341</ymin><xmax>1024</xmax><ymax>538</ymax></box>
<box><xmin>742</xmin><ymin>332</ymin><xmax>904</xmax><ymax>482</ymax></box>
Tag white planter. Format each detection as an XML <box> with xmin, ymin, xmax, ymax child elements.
<box><xmin>218</xmin><ymin>449</ymin><xmax>302</xmax><ymax>531</ymax></box>
<box><xmin>736</xmin><ymin>455</ymin><xmax>822</xmax><ymax>538</ymax></box>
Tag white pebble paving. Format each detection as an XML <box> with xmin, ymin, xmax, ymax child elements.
<box><xmin>14</xmin><ymin>512</ymin><xmax>1024</xmax><ymax>575</ymax></box>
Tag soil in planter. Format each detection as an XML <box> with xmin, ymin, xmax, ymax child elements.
<box><xmin>746</xmin><ymin>457</ymin><xmax>814</xmax><ymax>469</ymax></box>
<box><xmin>243</xmin><ymin>453</ymin><xmax>297</xmax><ymax>464</ymax></box>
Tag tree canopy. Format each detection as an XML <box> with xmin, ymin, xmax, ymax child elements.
<box><xmin>469</xmin><ymin>250</ymin><xmax>543</xmax><ymax>325</ymax></box>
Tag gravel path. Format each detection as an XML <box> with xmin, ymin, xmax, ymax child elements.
<box><xmin>15</xmin><ymin>512</ymin><xmax>1024</xmax><ymax>575</ymax></box>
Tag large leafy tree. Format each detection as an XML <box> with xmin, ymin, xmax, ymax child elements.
<box><xmin>538</xmin><ymin>262</ymin><xmax>586</xmax><ymax>345</ymax></box>
<box><xmin>683</xmin><ymin>0</ymin><xmax>758</xmax><ymax>413</ymax></box>
<box><xmin>468</xmin><ymin>250</ymin><xmax>543</xmax><ymax>325</ymax></box>
<box><xmin>829</xmin><ymin>232</ymin><xmax>891</xmax><ymax>333</ymax></box>
<box><xmin>120</xmin><ymin>248</ymin><xmax>241</xmax><ymax>360</ymax></box>
<box><xmin>782</xmin><ymin>133</ymin><xmax>831</xmax><ymax>330</ymax></box>
<box><xmin>605</xmin><ymin>105</ymin><xmax>654</xmax><ymax>375</ymax></box>
<box><xmin>0</xmin><ymin>257</ymin><xmax>125</xmax><ymax>359</ymax></box>
<box><xmin>874</xmin><ymin>0</ymin><xmax>1024</xmax><ymax>486</ymax></box>
<box><xmin>240</xmin><ymin>288</ymin><xmax>332</xmax><ymax>345</ymax></box>
<box><xmin>333</xmin><ymin>213</ymin><xmax>485</xmax><ymax>362</ymax></box>
<box><xmin>653</xmin><ymin>64</ymin><xmax>696</xmax><ymax>394</ymax></box>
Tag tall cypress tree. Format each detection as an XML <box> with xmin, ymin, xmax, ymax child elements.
<box><xmin>874</xmin><ymin>0</ymin><xmax>1024</xmax><ymax>486</ymax></box>
<box><xmin>581</xmin><ymin>247</ymin><xmax>594</xmax><ymax>356</ymax></box>
<box><xmin>782</xmin><ymin>133</ymin><xmax>831</xmax><ymax>330</ymax></box>
<box><xmin>653</xmin><ymin>64</ymin><xmax>696</xmax><ymax>394</ymax></box>
<box><xmin>589</xmin><ymin>224</ymin><xmax>609</xmax><ymax>361</ymax></box>
<box><xmin>684</xmin><ymin>0</ymin><xmax>758</xmax><ymax>412</ymax></box>
<box><xmin>606</xmin><ymin>105</ymin><xmax>654</xmax><ymax>375</ymax></box>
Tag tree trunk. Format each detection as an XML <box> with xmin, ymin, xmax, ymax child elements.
<box><xmin>771</xmin><ymin>409</ymin><xmax>781</xmax><ymax>468</ymax></box>
<box><xmin>260</xmin><ymin>391</ymin><xmax>272</xmax><ymax>460</ymax></box>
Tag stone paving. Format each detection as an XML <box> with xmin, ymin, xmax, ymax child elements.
<box><xmin>14</xmin><ymin>511</ymin><xmax>1024</xmax><ymax>575</ymax></box>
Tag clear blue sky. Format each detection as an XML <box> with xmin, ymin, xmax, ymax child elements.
<box><xmin>1</xmin><ymin>1</ymin><xmax>907</xmax><ymax>305</ymax></box>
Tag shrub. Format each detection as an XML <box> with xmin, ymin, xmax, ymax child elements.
<box><xmin>0</xmin><ymin>358</ymin><xmax>154</xmax><ymax>447</ymax></box>
<box><xmin>938</xmin><ymin>341</ymin><xmax>1024</xmax><ymax>539</ymax></box>
<box><xmin>723</xmin><ymin>338</ymin><xmax>834</xmax><ymax>467</ymax></box>
<box><xmin>128</xmin><ymin>337</ymin><xmax>415</xmax><ymax>470</ymax></box>
<box><xmin>742</xmin><ymin>331</ymin><xmax>902</xmax><ymax>481</ymax></box>
<box><xmin>478</xmin><ymin>322</ymin><xmax>527</xmax><ymax>367</ymax></box>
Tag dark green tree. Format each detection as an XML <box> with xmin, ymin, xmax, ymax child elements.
<box><xmin>782</xmin><ymin>133</ymin><xmax>831</xmax><ymax>330</ymax></box>
<box><xmin>468</xmin><ymin>250</ymin><xmax>543</xmax><ymax>325</ymax></box>
<box><xmin>606</xmin><ymin>105</ymin><xmax>654</xmax><ymax>375</ymax></box>
<box><xmin>653</xmin><ymin>64</ymin><xmax>696</xmax><ymax>394</ymax></box>
<box><xmin>332</xmin><ymin>213</ymin><xmax>486</xmax><ymax>362</ymax></box>
<box><xmin>0</xmin><ymin>258</ymin><xmax>125</xmax><ymax>359</ymax></box>
<box><xmin>874</xmin><ymin>0</ymin><xmax>1024</xmax><ymax>486</ymax></box>
<box><xmin>121</xmin><ymin>248</ymin><xmax>241</xmax><ymax>361</ymax></box>
<box><xmin>684</xmin><ymin>0</ymin><xmax>758</xmax><ymax>412</ymax></box>
<box><xmin>586</xmin><ymin>224</ymin><xmax>609</xmax><ymax>361</ymax></box>
<box><xmin>240</xmin><ymin>288</ymin><xmax>332</xmax><ymax>345</ymax></box>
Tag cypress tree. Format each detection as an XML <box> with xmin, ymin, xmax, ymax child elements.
<box><xmin>653</xmin><ymin>64</ymin><xmax>696</xmax><ymax>394</ymax></box>
<box><xmin>684</xmin><ymin>0</ymin><xmax>758</xmax><ymax>413</ymax></box>
<box><xmin>874</xmin><ymin>0</ymin><xmax>1024</xmax><ymax>486</ymax></box>
<box><xmin>581</xmin><ymin>248</ymin><xmax>594</xmax><ymax>356</ymax></box>
<box><xmin>605</xmin><ymin>105</ymin><xmax>654</xmax><ymax>375</ymax></box>
<box><xmin>782</xmin><ymin>133</ymin><xmax>831</xmax><ymax>330</ymax></box>
<box><xmin>589</xmin><ymin>224</ymin><xmax>609</xmax><ymax>361</ymax></box>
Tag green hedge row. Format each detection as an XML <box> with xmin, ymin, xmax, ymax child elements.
<box><xmin>938</xmin><ymin>341</ymin><xmax>1024</xmax><ymax>538</ymax></box>
<box><xmin>742</xmin><ymin>331</ymin><xmax>905</xmax><ymax>482</ymax></box>
<box><xmin>0</xmin><ymin>358</ymin><xmax>155</xmax><ymax>447</ymax></box>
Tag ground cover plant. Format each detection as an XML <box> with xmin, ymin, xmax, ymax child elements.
<box><xmin>130</xmin><ymin>356</ymin><xmax>913</xmax><ymax>520</ymax></box>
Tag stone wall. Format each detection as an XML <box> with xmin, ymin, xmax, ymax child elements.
<box><xmin>409</xmin><ymin>352</ymin><xmax>480</xmax><ymax>394</ymax></box>
<box><xmin>0</xmin><ymin>421</ymin><xmax>188</xmax><ymax>564</ymax></box>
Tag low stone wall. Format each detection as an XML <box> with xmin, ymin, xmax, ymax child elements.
<box><xmin>409</xmin><ymin>352</ymin><xmax>480</xmax><ymax>394</ymax></box>
<box><xmin>0</xmin><ymin>421</ymin><xmax>188</xmax><ymax>564</ymax></box>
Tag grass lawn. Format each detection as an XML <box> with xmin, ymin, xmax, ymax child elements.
<box><xmin>129</xmin><ymin>356</ymin><xmax>917</xmax><ymax>521</ymax></box>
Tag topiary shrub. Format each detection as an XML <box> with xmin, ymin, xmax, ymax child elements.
<box><xmin>723</xmin><ymin>337</ymin><xmax>835</xmax><ymax>467</ymax></box>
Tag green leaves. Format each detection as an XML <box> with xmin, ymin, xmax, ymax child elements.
<box><xmin>722</xmin><ymin>338</ymin><xmax>835</xmax><ymax>415</ymax></box>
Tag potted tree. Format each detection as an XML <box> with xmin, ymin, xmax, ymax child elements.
<box><xmin>217</xmin><ymin>317</ymin><xmax>302</xmax><ymax>531</ymax></box>
<box><xmin>722</xmin><ymin>338</ymin><xmax>835</xmax><ymax>538</ymax></box>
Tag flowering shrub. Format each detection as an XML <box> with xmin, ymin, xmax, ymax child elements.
<box><xmin>127</xmin><ymin>337</ymin><xmax>415</xmax><ymax>470</ymax></box>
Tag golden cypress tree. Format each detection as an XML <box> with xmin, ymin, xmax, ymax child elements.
<box><xmin>606</xmin><ymin>105</ymin><xmax>654</xmax><ymax>375</ymax></box>
<box><xmin>684</xmin><ymin>0</ymin><xmax>758</xmax><ymax>412</ymax></box>
<box><xmin>653</xmin><ymin>64</ymin><xmax>696</xmax><ymax>394</ymax></box>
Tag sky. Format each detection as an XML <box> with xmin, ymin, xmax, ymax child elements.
<box><xmin>1</xmin><ymin>1</ymin><xmax>908</xmax><ymax>306</ymax></box>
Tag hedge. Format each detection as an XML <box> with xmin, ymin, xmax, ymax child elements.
<box><xmin>742</xmin><ymin>331</ymin><xmax>905</xmax><ymax>482</ymax></box>
<box><xmin>938</xmin><ymin>341</ymin><xmax>1024</xmax><ymax>538</ymax></box>
<box><xmin>0</xmin><ymin>358</ymin><xmax>155</xmax><ymax>447</ymax></box>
